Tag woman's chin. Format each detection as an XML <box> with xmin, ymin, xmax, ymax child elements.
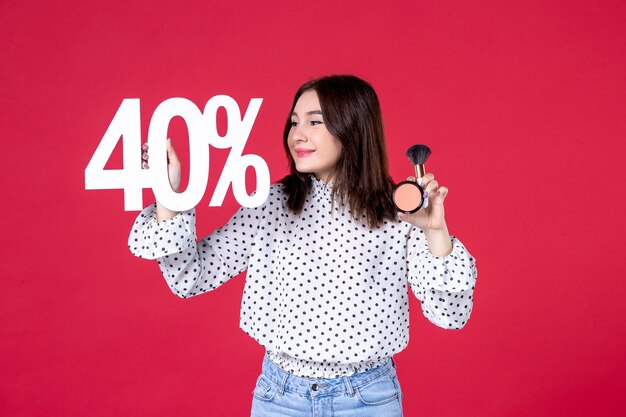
<box><xmin>294</xmin><ymin>165</ymin><xmax>315</xmax><ymax>174</ymax></box>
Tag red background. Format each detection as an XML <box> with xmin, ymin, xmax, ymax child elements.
<box><xmin>2</xmin><ymin>1</ymin><xmax>625</xmax><ymax>416</ymax></box>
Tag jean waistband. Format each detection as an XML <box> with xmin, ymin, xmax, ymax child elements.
<box><xmin>260</xmin><ymin>353</ymin><xmax>396</xmax><ymax>397</ymax></box>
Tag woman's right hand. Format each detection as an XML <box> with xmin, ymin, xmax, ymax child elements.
<box><xmin>142</xmin><ymin>138</ymin><xmax>182</xmax><ymax>222</ymax></box>
<box><xmin>142</xmin><ymin>138</ymin><xmax>181</xmax><ymax>192</ymax></box>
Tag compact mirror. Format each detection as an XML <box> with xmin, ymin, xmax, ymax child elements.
<box><xmin>392</xmin><ymin>181</ymin><xmax>424</xmax><ymax>214</ymax></box>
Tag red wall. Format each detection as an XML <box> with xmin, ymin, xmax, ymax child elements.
<box><xmin>2</xmin><ymin>1</ymin><xmax>625</xmax><ymax>416</ymax></box>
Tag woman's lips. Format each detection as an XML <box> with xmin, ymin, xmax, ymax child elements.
<box><xmin>295</xmin><ymin>149</ymin><xmax>315</xmax><ymax>158</ymax></box>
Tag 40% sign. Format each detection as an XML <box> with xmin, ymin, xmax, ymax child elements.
<box><xmin>85</xmin><ymin>96</ymin><xmax>270</xmax><ymax>211</ymax></box>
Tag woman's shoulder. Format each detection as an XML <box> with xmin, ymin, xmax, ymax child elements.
<box><xmin>254</xmin><ymin>182</ymin><xmax>287</xmax><ymax>211</ymax></box>
<box><xmin>268</xmin><ymin>181</ymin><xmax>287</xmax><ymax>200</ymax></box>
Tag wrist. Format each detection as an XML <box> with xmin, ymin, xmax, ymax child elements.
<box><xmin>156</xmin><ymin>200</ymin><xmax>179</xmax><ymax>223</ymax></box>
<box><xmin>423</xmin><ymin>219</ymin><xmax>448</xmax><ymax>235</ymax></box>
<box><xmin>423</xmin><ymin>225</ymin><xmax>453</xmax><ymax>257</ymax></box>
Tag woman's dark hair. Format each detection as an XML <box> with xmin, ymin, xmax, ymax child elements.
<box><xmin>280</xmin><ymin>74</ymin><xmax>397</xmax><ymax>228</ymax></box>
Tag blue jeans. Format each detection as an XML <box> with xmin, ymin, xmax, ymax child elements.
<box><xmin>251</xmin><ymin>354</ymin><xmax>404</xmax><ymax>417</ymax></box>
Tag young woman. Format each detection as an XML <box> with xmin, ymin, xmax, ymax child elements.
<box><xmin>129</xmin><ymin>75</ymin><xmax>477</xmax><ymax>417</ymax></box>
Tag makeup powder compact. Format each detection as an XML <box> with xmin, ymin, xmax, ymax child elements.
<box><xmin>392</xmin><ymin>144</ymin><xmax>432</xmax><ymax>214</ymax></box>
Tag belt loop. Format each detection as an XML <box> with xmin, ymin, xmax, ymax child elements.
<box><xmin>390</xmin><ymin>356</ymin><xmax>396</xmax><ymax>368</ymax></box>
<box><xmin>342</xmin><ymin>376</ymin><xmax>355</xmax><ymax>396</ymax></box>
<box><xmin>278</xmin><ymin>370</ymin><xmax>289</xmax><ymax>396</ymax></box>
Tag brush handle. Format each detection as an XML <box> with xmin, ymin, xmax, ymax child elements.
<box><xmin>416</xmin><ymin>177</ymin><xmax>429</xmax><ymax>209</ymax></box>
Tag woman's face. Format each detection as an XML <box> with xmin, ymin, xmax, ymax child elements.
<box><xmin>287</xmin><ymin>90</ymin><xmax>342</xmax><ymax>183</ymax></box>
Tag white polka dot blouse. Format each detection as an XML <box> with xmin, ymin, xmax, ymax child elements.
<box><xmin>129</xmin><ymin>176</ymin><xmax>478</xmax><ymax>378</ymax></box>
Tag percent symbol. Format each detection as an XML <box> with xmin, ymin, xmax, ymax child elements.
<box><xmin>85</xmin><ymin>95</ymin><xmax>270</xmax><ymax>211</ymax></box>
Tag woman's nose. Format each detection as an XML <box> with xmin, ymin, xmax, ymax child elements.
<box><xmin>292</xmin><ymin>125</ymin><xmax>307</xmax><ymax>142</ymax></box>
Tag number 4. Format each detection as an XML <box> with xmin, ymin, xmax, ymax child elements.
<box><xmin>84</xmin><ymin>99</ymin><xmax>150</xmax><ymax>210</ymax></box>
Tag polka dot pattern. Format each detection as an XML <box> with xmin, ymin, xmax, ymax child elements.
<box><xmin>129</xmin><ymin>176</ymin><xmax>477</xmax><ymax>378</ymax></box>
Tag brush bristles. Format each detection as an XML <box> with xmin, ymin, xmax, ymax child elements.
<box><xmin>405</xmin><ymin>144</ymin><xmax>431</xmax><ymax>165</ymax></box>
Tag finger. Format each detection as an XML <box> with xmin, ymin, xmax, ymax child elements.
<box><xmin>433</xmin><ymin>186</ymin><xmax>448</xmax><ymax>201</ymax></box>
<box><xmin>166</xmin><ymin>138</ymin><xmax>181</xmax><ymax>166</ymax></box>
<box><xmin>425</xmin><ymin>179</ymin><xmax>439</xmax><ymax>195</ymax></box>
<box><xmin>421</xmin><ymin>173</ymin><xmax>435</xmax><ymax>186</ymax></box>
<box><xmin>140</xmin><ymin>142</ymin><xmax>149</xmax><ymax>169</ymax></box>
<box><xmin>406</xmin><ymin>176</ymin><xmax>415</xmax><ymax>182</ymax></box>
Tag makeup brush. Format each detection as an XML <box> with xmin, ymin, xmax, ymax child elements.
<box><xmin>405</xmin><ymin>144</ymin><xmax>431</xmax><ymax>180</ymax></box>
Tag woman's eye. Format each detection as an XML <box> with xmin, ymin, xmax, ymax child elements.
<box><xmin>310</xmin><ymin>120</ymin><xmax>324</xmax><ymax>126</ymax></box>
<box><xmin>290</xmin><ymin>120</ymin><xmax>299</xmax><ymax>127</ymax></box>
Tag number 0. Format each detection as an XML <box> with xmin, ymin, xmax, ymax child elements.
<box><xmin>147</xmin><ymin>98</ymin><xmax>210</xmax><ymax>212</ymax></box>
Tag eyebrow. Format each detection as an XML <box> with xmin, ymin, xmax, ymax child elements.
<box><xmin>290</xmin><ymin>110</ymin><xmax>323</xmax><ymax>117</ymax></box>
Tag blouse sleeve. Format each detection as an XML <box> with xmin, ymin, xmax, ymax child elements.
<box><xmin>406</xmin><ymin>227</ymin><xmax>478</xmax><ymax>329</ymax></box>
<box><xmin>128</xmin><ymin>201</ymin><xmax>265</xmax><ymax>298</ymax></box>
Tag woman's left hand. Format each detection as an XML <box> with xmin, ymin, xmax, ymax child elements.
<box><xmin>397</xmin><ymin>173</ymin><xmax>448</xmax><ymax>231</ymax></box>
